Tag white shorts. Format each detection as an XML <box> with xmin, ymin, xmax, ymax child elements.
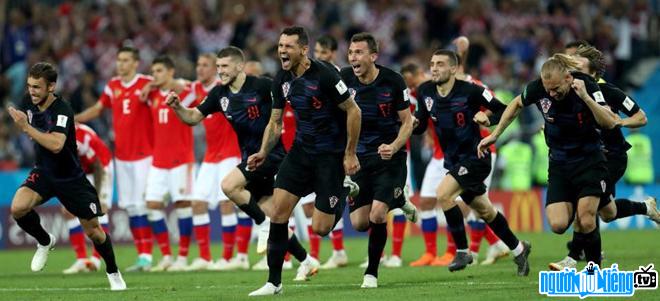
<box><xmin>115</xmin><ymin>156</ymin><xmax>152</xmax><ymax>209</ymax></box>
<box><xmin>145</xmin><ymin>163</ymin><xmax>196</xmax><ymax>202</ymax></box>
<box><xmin>86</xmin><ymin>162</ymin><xmax>114</xmax><ymax>209</ymax></box>
<box><xmin>300</xmin><ymin>193</ymin><xmax>317</xmax><ymax>205</ymax></box>
<box><xmin>192</xmin><ymin>157</ymin><xmax>241</xmax><ymax>209</ymax></box>
<box><xmin>419</xmin><ymin>154</ymin><xmax>496</xmax><ymax>199</ymax></box>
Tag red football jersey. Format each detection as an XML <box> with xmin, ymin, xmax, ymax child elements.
<box><xmin>149</xmin><ymin>88</ymin><xmax>195</xmax><ymax>169</ymax></box>
<box><xmin>75</xmin><ymin>123</ymin><xmax>112</xmax><ymax>174</ymax></box>
<box><xmin>281</xmin><ymin>104</ymin><xmax>296</xmax><ymax>151</ymax></box>
<box><xmin>99</xmin><ymin>74</ymin><xmax>154</xmax><ymax>161</ymax></box>
<box><xmin>189</xmin><ymin>81</ymin><xmax>241</xmax><ymax>162</ymax></box>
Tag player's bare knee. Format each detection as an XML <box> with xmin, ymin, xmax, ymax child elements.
<box><xmin>437</xmin><ymin>193</ymin><xmax>455</xmax><ymax>209</ymax></box>
<box><xmin>577</xmin><ymin>215</ymin><xmax>596</xmax><ymax>232</ymax></box>
<box><xmin>549</xmin><ymin>219</ymin><xmax>569</xmax><ymax>234</ymax></box>
<box><xmin>221</xmin><ymin>178</ymin><xmax>237</xmax><ymax>198</ymax></box>
<box><xmin>10</xmin><ymin>203</ymin><xmax>30</xmax><ymax>219</ymax></box>
<box><xmin>420</xmin><ymin>197</ymin><xmax>436</xmax><ymax>210</ymax></box>
<box><xmin>369</xmin><ymin>202</ymin><xmax>388</xmax><ymax>224</ymax></box>
<box><xmin>312</xmin><ymin>222</ymin><xmax>332</xmax><ymax>236</ymax></box>
<box><xmin>191</xmin><ymin>201</ymin><xmax>207</xmax><ymax>213</ymax></box>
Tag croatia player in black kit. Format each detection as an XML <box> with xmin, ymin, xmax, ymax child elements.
<box><xmin>548</xmin><ymin>44</ymin><xmax>660</xmax><ymax>270</ymax></box>
<box><xmin>340</xmin><ymin>32</ymin><xmax>415</xmax><ymax>288</ymax></box>
<box><xmin>7</xmin><ymin>62</ymin><xmax>125</xmax><ymax>290</ymax></box>
<box><xmin>246</xmin><ymin>26</ymin><xmax>362</xmax><ymax>296</ymax></box>
<box><xmin>165</xmin><ymin>46</ymin><xmax>314</xmax><ymax>274</ymax></box>
<box><xmin>414</xmin><ymin>50</ymin><xmax>531</xmax><ymax>276</ymax></box>
<box><xmin>479</xmin><ymin>53</ymin><xmax>620</xmax><ymax>266</ymax></box>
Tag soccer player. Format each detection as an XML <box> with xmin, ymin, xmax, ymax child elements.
<box><xmin>247</xmin><ymin>26</ymin><xmax>362</xmax><ymax>296</ymax></box>
<box><xmin>8</xmin><ymin>62</ymin><xmax>125</xmax><ymax>290</ymax></box>
<box><xmin>75</xmin><ymin>46</ymin><xmax>154</xmax><ymax>271</ymax></box>
<box><xmin>143</xmin><ymin>56</ymin><xmax>195</xmax><ymax>272</ymax></box>
<box><xmin>299</xmin><ymin>33</ymin><xmax>349</xmax><ymax>270</ymax></box>
<box><xmin>184</xmin><ymin>53</ymin><xmax>243</xmax><ymax>271</ymax></box>
<box><xmin>453</xmin><ymin>36</ymin><xmax>509</xmax><ymax>266</ymax></box>
<box><xmin>415</xmin><ymin>50</ymin><xmax>530</xmax><ymax>275</ymax></box>
<box><xmin>62</xmin><ymin>123</ymin><xmax>113</xmax><ymax>274</ymax></box>
<box><xmin>165</xmin><ymin>46</ymin><xmax>314</xmax><ymax>280</ymax></box>
<box><xmin>549</xmin><ymin>44</ymin><xmax>660</xmax><ymax>270</ymax></box>
<box><xmin>478</xmin><ymin>53</ymin><xmax>619</xmax><ymax>267</ymax></box>
<box><xmin>341</xmin><ymin>32</ymin><xmax>415</xmax><ymax>288</ymax></box>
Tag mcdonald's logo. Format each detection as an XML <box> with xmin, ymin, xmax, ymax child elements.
<box><xmin>508</xmin><ymin>191</ymin><xmax>543</xmax><ymax>232</ymax></box>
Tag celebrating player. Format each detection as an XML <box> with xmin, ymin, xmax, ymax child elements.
<box><xmin>9</xmin><ymin>62</ymin><xmax>125</xmax><ymax>290</ymax></box>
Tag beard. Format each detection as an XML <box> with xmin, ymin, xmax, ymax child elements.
<box><xmin>434</xmin><ymin>76</ymin><xmax>450</xmax><ymax>86</ymax></box>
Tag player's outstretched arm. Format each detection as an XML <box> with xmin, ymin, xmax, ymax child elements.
<box><xmin>75</xmin><ymin>101</ymin><xmax>104</xmax><ymax>123</ymax></box>
<box><xmin>9</xmin><ymin>107</ymin><xmax>67</xmax><ymax>153</ymax></box>
<box><xmin>166</xmin><ymin>91</ymin><xmax>204</xmax><ymax>125</ymax></box>
<box><xmin>477</xmin><ymin>95</ymin><xmax>523</xmax><ymax>158</ymax></box>
<box><xmin>248</xmin><ymin>108</ymin><xmax>283</xmax><ymax>170</ymax></box>
<box><xmin>339</xmin><ymin>97</ymin><xmax>361</xmax><ymax>175</ymax></box>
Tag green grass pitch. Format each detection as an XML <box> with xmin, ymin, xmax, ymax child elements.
<box><xmin>0</xmin><ymin>231</ymin><xmax>658</xmax><ymax>300</ymax></box>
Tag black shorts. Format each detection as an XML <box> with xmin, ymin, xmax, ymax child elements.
<box><xmin>349</xmin><ymin>152</ymin><xmax>407</xmax><ymax>212</ymax></box>
<box><xmin>598</xmin><ymin>153</ymin><xmax>628</xmax><ymax>209</ymax></box>
<box><xmin>238</xmin><ymin>157</ymin><xmax>282</xmax><ymax>202</ymax></box>
<box><xmin>546</xmin><ymin>153</ymin><xmax>608</xmax><ymax>207</ymax></box>
<box><xmin>448</xmin><ymin>156</ymin><xmax>492</xmax><ymax>204</ymax></box>
<box><xmin>275</xmin><ymin>144</ymin><xmax>347</xmax><ymax>215</ymax></box>
<box><xmin>22</xmin><ymin>169</ymin><xmax>103</xmax><ymax>220</ymax></box>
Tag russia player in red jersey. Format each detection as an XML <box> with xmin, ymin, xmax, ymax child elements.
<box><xmin>62</xmin><ymin>123</ymin><xmax>113</xmax><ymax>274</ymax></box>
<box><xmin>144</xmin><ymin>56</ymin><xmax>196</xmax><ymax>272</ymax></box>
<box><xmin>75</xmin><ymin>46</ymin><xmax>155</xmax><ymax>271</ymax></box>
<box><xmin>185</xmin><ymin>53</ymin><xmax>244</xmax><ymax>271</ymax></box>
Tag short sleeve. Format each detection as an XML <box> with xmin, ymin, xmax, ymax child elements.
<box><xmin>393</xmin><ymin>73</ymin><xmax>410</xmax><ymax>111</ymax></box>
<box><xmin>51</xmin><ymin>102</ymin><xmax>73</xmax><ymax>135</ymax></box>
<box><xmin>602</xmin><ymin>84</ymin><xmax>640</xmax><ymax>117</ymax></box>
<box><xmin>584</xmin><ymin>77</ymin><xmax>606</xmax><ymax>105</ymax></box>
<box><xmin>196</xmin><ymin>86</ymin><xmax>222</xmax><ymax>116</ymax></box>
<box><xmin>320</xmin><ymin>64</ymin><xmax>350</xmax><ymax>105</ymax></box>
<box><xmin>521</xmin><ymin>81</ymin><xmax>540</xmax><ymax>106</ymax></box>
<box><xmin>99</xmin><ymin>84</ymin><xmax>113</xmax><ymax>108</ymax></box>
<box><xmin>259</xmin><ymin>77</ymin><xmax>274</xmax><ymax>107</ymax></box>
<box><xmin>271</xmin><ymin>72</ymin><xmax>286</xmax><ymax>110</ymax></box>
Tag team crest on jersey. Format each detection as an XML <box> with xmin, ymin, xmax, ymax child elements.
<box><xmin>349</xmin><ymin>88</ymin><xmax>356</xmax><ymax>99</ymax></box>
<box><xmin>540</xmin><ymin>98</ymin><xmax>552</xmax><ymax>114</ymax></box>
<box><xmin>329</xmin><ymin>196</ymin><xmax>339</xmax><ymax>209</ymax></box>
<box><xmin>601</xmin><ymin>180</ymin><xmax>607</xmax><ymax>193</ymax></box>
<box><xmin>220</xmin><ymin>97</ymin><xmax>229</xmax><ymax>112</ymax></box>
<box><xmin>89</xmin><ymin>203</ymin><xmax>97</xmax><ymax>215</ymax></box>
<box><xmin>282</xmin><ymin>82</ymin><xmax>290</xmax><ymax>97</ymax></box>
<box><xmin>27</xmin><ymin>110</ymin><xmax>33</xmax><ymax>124</ymax></box>
<box><xmin>458</xmin><ymin>166</ymin><xmax>468</xmax><ymax>176</ymax></box>
<box><xmin>425</xmin><ymin>97</ymin><xmax>433</xmax><ymax>111</ymax></box>
<box><xmin>114</xmin><ymin>89</ymin><xmax>121</xmax><ymax>98</ymax></box>
<box><xmin>394</xmin><ymin>187</ymin><xmax>403</xmax><ymax>199</ymax></box>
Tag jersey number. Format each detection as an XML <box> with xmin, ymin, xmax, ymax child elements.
<box><xmin>378</xmin><ymin>103</ymin><xmax>392</xmax><ymax>117</ymax></box>
<box><xmin>455</xmin><ymin>112</ymin><xmax>466</xmax><ymax>127</ymax></box>
<box><xmin>158</xmin><ymin>108</ymin><xmax>169</xmax><ymax>124</ymax></box>
<box><xmin>122</xmin><ymin>99</ymin><xmax>131</xmax><ymax>115</ymax></box>
<box><xmin>247</xmin><ymin>105</ymin><xmax>260</xmax><ymax>120</ymax></box>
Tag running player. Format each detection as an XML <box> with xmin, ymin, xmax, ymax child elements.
<box><xmin>75</xmin><ymin>46</ymin><xmax>155</xmax><ymax>271</ymax></box>
<box><xmin>415</xmin><ymin>50</ymin><xmax>530</xmax><ymax>275</ymax></box>
<box><xmin>341</xmin><ymin>32</ymin><xmax>414</xmax><ymax>288</ymax></box>
<box><xmin>479</xmin><ymin>53</ymin><xmax>619</xmax><ymax>267</ymax></box>
<box><xmin>184</xmin><ymin>53</ymin><xmax>243</xmax><ymax>271</ymax></box>
<box><xmin>247</xmin><ymin>26</ymin><xmax>362</xmax><ymax>296</ymax></box>
<box><xmin>9</xmin><ymin>62</ymin><xmax>125</xmax><ymax>290</ymax></box>
<box><xmin>62</xmin><ymin>123</ymin><xmax>113</xmax><ymax>274</ymax></box>
<box><xmin>549</xmin><ymin>44</ymin><xmax>660</xmax><ymax>270</ymax></box>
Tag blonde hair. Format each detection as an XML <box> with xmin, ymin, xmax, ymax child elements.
<box><xmin>541</xmin><ymin>53</ymin><xmax>580</xmax><ymax>80</ymax></box>
<box><xmin>574</xmin><ymin>45</ymin><xmax>605</xmax><ymax>80</ymax></box>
